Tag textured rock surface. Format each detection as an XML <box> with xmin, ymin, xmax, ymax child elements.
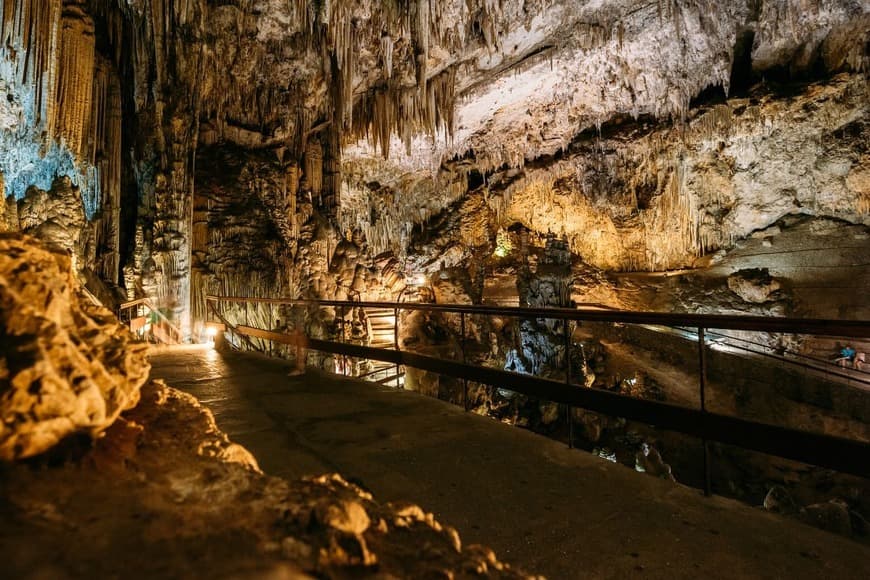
<box><xmin>17</xmin><ymin>177</ymin><xmax>90</xmax><ymax>268</ymax></box>
<box><xmin>727</xmin><ymin>268</ymin><xmax>783</xmax><ymax>304</ymax></box>
<box><xmin>2</xmin><ymin>1</ymin><xmax>868</xmax><ymax>336</ymax></box>
<box><xmin>0</xmin><ymin>379</ymin><xmax>534</xmax><ymax>579</ymax></box>
<box><xmin>0</xmin><ymin>234</ymin><xmax>148</xmax><ymax>461</ymax></box>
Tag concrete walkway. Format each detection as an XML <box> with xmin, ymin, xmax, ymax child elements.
<box><xmin>149</xmin><ymin>346</ymin><xmax>870</xmax><ymax>579</ymax></box>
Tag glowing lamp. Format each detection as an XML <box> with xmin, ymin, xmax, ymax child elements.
<box><xmin>204</xmin><ymin>322</ymin><xmax>225</xmax><ymax>345</ymax></box>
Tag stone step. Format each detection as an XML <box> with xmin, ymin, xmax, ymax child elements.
<box><xmin>365</xmin><ymin>309</ymin><xmax>396</xmax><ymax>316</ymax></box>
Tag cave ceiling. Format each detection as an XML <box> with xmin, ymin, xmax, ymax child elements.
<box><xmin>185</xmin><ymin>1</ymin><xmax>868</xmax><ymax>169</ymax></box>
<box><xmin>172</xmin><ymin>1</ymin><xmax>869</xmax><ymax>241</ymax></box>
<box><xmin>1</xmin><ymin>0</ymin><xmax>868</xmax><ymax>335</ymax></box>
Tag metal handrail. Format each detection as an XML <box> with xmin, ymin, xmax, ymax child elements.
<box><xmin>635</xmin><ymin>324</ymin><xmax>870</xmax><ymax>386</ymax></box>
<box><xmin>118</xmin><ymin>297</ymin><xmax>150</xmax><ymax>310</ymax></box>
<box><xmin>206</xmin><ymin>295</ymin><xmax>870</xmax><ymax>338</ymax></box>
<box><xmin>206</xmin><ymin>295</ymin><xmax>870</xmax><ymax>488</ymax></box>
<box><xmin>701</xmin><ymin>328</ymin><xmax>870</xmax><ymax>384</ymax></box>
<box><xmin>119</xmin><ymin>298</ymin><xmax>184</xmax><ymax>344</ymax></box>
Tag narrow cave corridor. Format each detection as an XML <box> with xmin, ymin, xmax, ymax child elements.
<box><xmin>1</xmin><ymin>0</ymin><xmax>870</xmax><ymax>578</ymax></box>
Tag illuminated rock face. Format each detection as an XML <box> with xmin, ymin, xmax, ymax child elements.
<box><xmin>0</xmin><ymin>234</ymin><xmax>148</xmax><ymax>461</ymax></box>
<box><xmin>506</xmin><ymin>235</ymin><xmax>574</xmax><ymax>376</ymax></box>
<box><xmin>0</xmin><ymin>0</ymin><xmax>867</xmax><ymax>334</ymax></box>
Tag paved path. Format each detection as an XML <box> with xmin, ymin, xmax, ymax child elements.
<box><xmin>149</xmin><ymin>346</ymin><xmax>870</xmax><ymax>579</ymax></box>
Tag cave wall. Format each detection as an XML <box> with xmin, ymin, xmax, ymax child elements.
<box><xmin>0</xmin><ymin>0</ymin><xmax>867</xmax><ymax>338</ymax></box>
<box><xmin>95</xmin><ymin>0</ymin><xmax>484</xmax><ymax>337</ymax></box>
<box><xmin>497</xmin><ymin>74</ymin><xmax>869</xmax><ymax>272</ymax></box>
<box><xmin>0</xmin><ymin>0</ymin><xmax>124</xmax><ymax>299</ymax></box>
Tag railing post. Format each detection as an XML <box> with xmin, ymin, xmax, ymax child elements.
<box><xmin>565</xmin><ymin>317</ymin><xmax>573</xmax><ymax>448</ymax></box>
<box><xmin>564</xmin><ymin>318</ymin><xmax>571</xmax><ymax>385</ymax></box>
<box><xmin>394</xmin><ymin>306</ymin><xmax>400</xmax><ymax>386</ymax></box>
<box><xmin>699</xmin><ymin>326</ymin><xmax>712</xmax><ymax>497</ymax></box>
<box><xmin>338</xmin><ymin>304</ymin><xmax>346</xmax><ymax>375</ymax></box>
<box><xmin>268</xmin><ymin>302</ymin><xmax>273</xmax><ymax>357</ymax></box>
<box><xmin>461</xmin><ymin>312</ymin><xmax>468</xmax><ymax>411</ymax></box>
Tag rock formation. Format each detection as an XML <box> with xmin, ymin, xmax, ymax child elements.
<box><xmin>0</xmin><ymin>233</ymin><xmax>533</xmax><ymax>577</ymax></box>
<box><xmin>0</xmin><ymin>378</ymin><xmax>534</xmax><ymax>578</ymax></box>
<box><xmin>0</xmin><ymin>0</ymin><xmax>867</xmax><ymax>547</ymax></box>
<box><xmin>0</xmin><ymin>0</ymin><xmax>864</xmax><ymax>339</ymax></box>
<box><xmin>0</xmin><ymin>233</ymin><xmax>148</xmax><ymax>461</ymax></box>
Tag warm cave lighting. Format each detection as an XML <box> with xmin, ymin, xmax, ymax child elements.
<box><xmin>493</xmin><ymin>229</ymin><xmax>512</xmax><ymax>257</ymax></box>
<box><xmin>409</xmin><ymin>273</ymin><xmax>428</xmax><ymax>286</ymax></box>
<box><xmin>203</xmin><ymin>322</ymin><xmax>223</xmax><ymax>346</ymax></box>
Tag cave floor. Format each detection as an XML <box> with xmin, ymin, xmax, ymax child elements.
<box><xmin>149</xmin><ymin>345</ymin><xmax>870</xmax><ymax>580</ymax></box>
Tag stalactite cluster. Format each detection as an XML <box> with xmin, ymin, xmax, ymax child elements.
<box><xmin>0</xmin><ymin>0</ymin><xmax>63</xmax><ymax>131</ymax></box>
<box><xmin>54</xmin><ymin>1</ymin><xmax>95</xmax><ymax>159</ymax></box>
<box><xmin>1</xmin><ymin>0</ymin><xmax>867</xmax><ymax>339</ymax></box>
<box><xmin>494</xmin><ymin>74</ymin><xmax>869</xmax><ymax>273</ymax></box>
<box><xmin>352</xmin><ymin>66</ymin><xmax>456</xmax><ymax>159</ymax></box>
<box><xmin>0</xmin><ymin>0</ymin><xmax>125</xmax><ymax>285</ymax></box>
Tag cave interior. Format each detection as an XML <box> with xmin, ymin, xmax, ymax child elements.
<box><xmin>1</xmin><ymin>0</ymin><xmax>870</xmax><ymax>578</ymax></box>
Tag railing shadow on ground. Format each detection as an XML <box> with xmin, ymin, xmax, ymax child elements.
<box><xmin>205</xmin><ymin>295</ymin><xmax>870</xmax><ymax>493</ymax></box>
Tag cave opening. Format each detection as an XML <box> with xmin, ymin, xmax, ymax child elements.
<box><xmin>728</xmin><ymin>28</ymin><xmax>757</xmax><ymax>97</ymax></box>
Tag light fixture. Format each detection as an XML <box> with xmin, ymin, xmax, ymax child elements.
<box><xmin>409</xmin><ymin>273</ymin><xmax>427</xmax><ymax>286</ymax></box>
<box><xmin>203</xmin><ymin>322</ymin><xmax>225</xmax><ymax>346</ymax></box>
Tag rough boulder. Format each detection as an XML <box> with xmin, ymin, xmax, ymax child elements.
<box><xmin>0</xmin><ymin>234</ymin><xmax>149</xmax><ymax>461</ymax></box>
<box><xmin>727</xmin><ymin>268</ymin><xmax>783</xmax><ymax>304</ymax></box>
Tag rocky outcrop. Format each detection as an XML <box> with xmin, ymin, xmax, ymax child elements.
<box><xmin>0</xmin><ymin>234</ymin><xmax>148</xmax><ymax>461</ymax></box>
<box><xmin>17</xmin><ymin>177</ymin><xmax>89</xmax><ymax>267</ymax></box>
<box><xmin>0</xmin><ymin>234</ymin><xmax>532</xmax><ymax>575</ymax></box>
<box><xmin>764</xmin><ymin>486</ymin><xmax>869</xmax><ymax>540</ymax></box>
<box><xmin>0</xmin><ymin>379</ymin><xmax>535</xmax><ymax>579</ymax></box>
<box><xmin>506</xmin><ymin>234</ymin><xmax>574</xmax><ymax>377</ymax></box>
<box><xmin>727</xmin><ymin>268</ymin><xmax>783</xmax><ymax>304</ymax></box>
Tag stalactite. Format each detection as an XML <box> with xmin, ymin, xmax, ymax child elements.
<box><xmin>413</xmin><ymin>0</ymin><xmax>429</xmax><ymax>91</ymax></box>
<box><xmin>286</xmin><ymin>163</ymin><xmax>299</xmax><ymax>239</ymax></box>
<box><xmin>329</xmin><ymin>0</ymin><xmax>355</xmax><ymax>131</ymax></box>
<box><xmin>305</xmin><ymin>138</ymin><xmax>324</xmax><ymax>199</ymax></box>
<box><xmin>0</xmin><ymin>0</ymin><xmax>63</xmax><ymax>132</ymax></box>
<box><xmin>380</xmin><ymin>33</ymin><xmax>393</xmax><ymax>80</ymax></box>
<box><xmin>88</xmin><ymin>56</ymin><xmax>122</xmax><ymax>283</ymax></box>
